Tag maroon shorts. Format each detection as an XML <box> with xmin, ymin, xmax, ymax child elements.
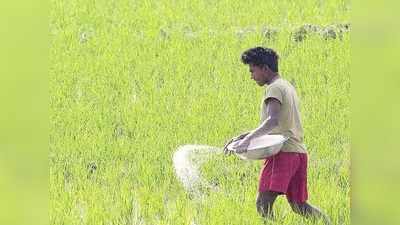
<box><xmin>258</xmin><ymin>151</ymin><xmax>308</xmax><ymax>203</ymax></box>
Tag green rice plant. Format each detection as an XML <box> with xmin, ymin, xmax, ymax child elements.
<box><xmin>50</xmin><ymin>0</ymin><xmax>350</xmax><ymax>224</ymax></box>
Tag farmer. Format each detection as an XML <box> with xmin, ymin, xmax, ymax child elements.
<box><xmin>223</xmin><ymin>47</ymin><xmax>330</xmax><ymax>224</ymax></box>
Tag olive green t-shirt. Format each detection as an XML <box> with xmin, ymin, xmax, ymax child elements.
<box><xmin>260</xmin><ymin>78</ymin><xmax>307</xmax><ymax>153</ymax></box>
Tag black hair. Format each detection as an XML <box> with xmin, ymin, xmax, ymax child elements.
<box><xmin>241</xmin><ymin>47</ymin><xmax>279</xmax><ymax>72</ymax></box>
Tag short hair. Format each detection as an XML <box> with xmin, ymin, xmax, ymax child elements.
<box><xmin>241</xmin><ymin>47</ymin><xmax>279</xmax><ymax>72</ymax></box>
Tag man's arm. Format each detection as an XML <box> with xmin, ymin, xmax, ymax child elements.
<box><xmin>247</xmin><ymin>97</ymin><xmax>281</xmax><ymax>139</ymax></box>
<box><xmin>233</xmin><ymin>98</ymin><xmax>281</xmax><ymax>152</ymax></box>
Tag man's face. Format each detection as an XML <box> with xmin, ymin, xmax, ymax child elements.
<box><xmin>249</xmin><ymin>64</ymin><xmax>269</xmax><ymax>86</ymax></box>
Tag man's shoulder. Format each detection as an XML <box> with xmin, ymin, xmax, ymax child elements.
<box><xmin>267</xmin><ymin>79</ymin><xmax>288</xmax><ymax>91</ymax></box>
<box><xmin>274</xmin><ymin>78</ymin><xmax>298</xmax><ymax>92</ymax></box>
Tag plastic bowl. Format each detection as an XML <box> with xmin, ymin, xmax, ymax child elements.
<box><xmin>227</xmin><ymin>134</ymin><xmax>288</xmax><ymax>160</ymax></box>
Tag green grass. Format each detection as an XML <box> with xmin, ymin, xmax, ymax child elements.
<box><xmin>50</xmin><ymin>0</ymin><xmax>350</xmax><ymax>224</ymax></box>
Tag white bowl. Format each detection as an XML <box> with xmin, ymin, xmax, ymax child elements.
<box><xmin>227</xmin><ymin>134</ymin><xmax>288</xmax><ymax>160</ymax></box>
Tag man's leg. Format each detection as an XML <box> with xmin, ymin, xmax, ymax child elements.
<box><xmin>256</xmin><ymin>191</ymin><xmax>279</xmax><ymax>219</ymax></box>
<box><xmin>289</xmin><ymin>201</ymin><xmax>331</xmax><ymax>224</ymax></box>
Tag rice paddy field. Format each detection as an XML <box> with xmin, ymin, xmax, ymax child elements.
<box><xmin>50</xmin><ymin>0</ymin><xmax>350</xmax><ymax>224</ymax></box>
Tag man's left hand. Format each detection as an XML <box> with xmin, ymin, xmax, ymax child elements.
<box><xmin>233</xmin><ymin>137</ymin><xmax>251</xmax><ymax>153</ymax></box>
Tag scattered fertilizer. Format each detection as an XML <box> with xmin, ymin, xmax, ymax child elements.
<box><xmin>173</xmin><ymin>144</ymin><xmax>222</xmax><ymax>198</ymax></box>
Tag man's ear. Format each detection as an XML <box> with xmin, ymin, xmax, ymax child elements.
<box><xmin>262</xmin><ymin>65</ymin><xmax>271</xmax><ymax>72</ymax></box>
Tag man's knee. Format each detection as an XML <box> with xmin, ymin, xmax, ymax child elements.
<box><xmin>256</xmin><ymin>196</ymin><xmax>272</xmax><ymax>210</ymax></box>
<box><xmin>256</xmin><ymin>191</ymin><xmax>279</xmax><ymax>216</ymax></box>
<box><xmin>256</xmin><ymin>191</ymin><xmax>279</xmax><ymax>204</ymax></box>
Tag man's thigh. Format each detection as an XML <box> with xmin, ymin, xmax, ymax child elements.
<box><xmin>259</xmin><ymin>152</ymin><xmax>301</xmax><ymax>193</ymax></box>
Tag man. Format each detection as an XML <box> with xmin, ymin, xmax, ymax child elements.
<box><xmin>223</xmin><ymin>47</ymin><xmax>330</xmax><ymax>224</ymax></box>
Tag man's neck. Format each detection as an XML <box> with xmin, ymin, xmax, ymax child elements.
<box><xmin>266</xmin><ymin>73</ymin><xmax>280</xmax><ymax>85</ymax></box>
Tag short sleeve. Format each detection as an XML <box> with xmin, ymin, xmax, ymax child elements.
<box><xmin>265</xmin><ymin>85</ymin><xmax>283</xmax><ymax>104</ymax></box>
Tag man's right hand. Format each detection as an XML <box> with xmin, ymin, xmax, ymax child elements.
<box><xmin>223</xmin><ymin>132</ymin><xmax>250</xmax><ymax>155</ymax></box>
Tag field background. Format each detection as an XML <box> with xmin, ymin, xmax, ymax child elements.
<box><xmin>50</xmin><ymin>0</ymin><xmax>350</xmax><ymax>224</ymax></box>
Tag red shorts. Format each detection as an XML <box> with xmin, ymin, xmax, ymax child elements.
<box><xmin>258</xmin><ymin>151</ymin><xmax>308</xmax><ymax>203</ymax></box>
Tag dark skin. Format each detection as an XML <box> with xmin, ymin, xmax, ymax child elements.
<box><xmin>223</xmin><ymin>64</ymin><xmax>281</xmax><ymax>153</ymax></box>
<box><xmin>224</xmin><ymin>64</ymin><xmax>331</xmax><ymax>224</ymax></box>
